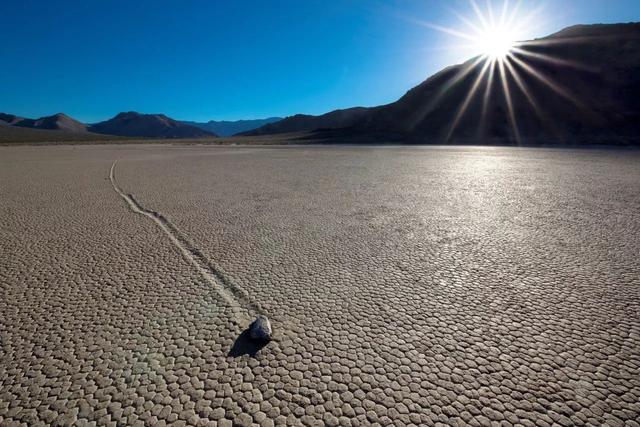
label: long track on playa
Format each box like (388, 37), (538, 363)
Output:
(109, 161), (263, 326)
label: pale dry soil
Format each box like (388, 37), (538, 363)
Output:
(1, 145), (639, 427)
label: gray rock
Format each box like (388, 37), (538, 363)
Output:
(249, 315), (272, 341)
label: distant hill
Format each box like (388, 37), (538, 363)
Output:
(89, 112), (217, 138)
(246, 22), (640, 145)
(1, 111), (218, 139)
(240, 107), (368, 136)
(0, 126), (126, 144)
(1, 113), (88, 133)
(181, 117), (282, 136)
(0, 113), (25, 126)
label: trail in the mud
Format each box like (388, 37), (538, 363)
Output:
(109, 161), (263, 326)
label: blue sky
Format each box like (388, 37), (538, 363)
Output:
(1, 0), (638, 122)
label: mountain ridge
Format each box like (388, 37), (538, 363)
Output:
(239, 108), (369, 136)
(89, 112), (217, 138)
(3, 22), (640, 144)
(1, 112), (88, 133)
(181, 117), (282, 136)
(0, 111), (218, 139)
(245, 22), (640, 145)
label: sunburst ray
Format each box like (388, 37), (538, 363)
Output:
(511, 47), (595, 71)
(470, 0), (491, 30)
(445, 57), (493, 141)
(503, 56), (564, 141)
(503, 56), (539, 114)
(406, 55), (486, 130)
(498, 58), (520, 144)
(478, 59), (498, 137)
(508, 54), (583, 108)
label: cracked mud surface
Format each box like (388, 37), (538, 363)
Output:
(1, 145), (639, 426)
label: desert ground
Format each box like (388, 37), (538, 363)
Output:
(1, 144), (639, 427)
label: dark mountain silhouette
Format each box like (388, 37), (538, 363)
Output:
(240, 108), (368, 136)
(246, 22), (640, 145)
(0, 126), (126, 143)
(0, 113), (25, 126)
(181, 117), (282, 136)
(1, 113), (88, 132)
(89, 112), (216, 138)
(1, 111), (217, 139)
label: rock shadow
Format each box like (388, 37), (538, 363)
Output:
(228, 329), (269, 358)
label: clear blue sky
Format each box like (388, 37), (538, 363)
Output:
(1, 0), (638, 122)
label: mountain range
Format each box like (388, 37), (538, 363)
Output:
(0, 112), (282, 139)
(243, 22), (640, 145)
(0, 112), (217, 139)
(1, 113), (88, 133)
(240, 108), (368, 136)
(180, 117), (282, 136)
(2, 22), (640, 144)
(90, 112), (215, 138)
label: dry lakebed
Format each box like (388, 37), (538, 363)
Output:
(1, 144), (639, 426)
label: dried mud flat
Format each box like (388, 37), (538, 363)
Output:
(1, 144), (639, 427)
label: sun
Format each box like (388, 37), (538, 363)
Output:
(475, 25), (516, 61)
(413, 0), (581, 144)
(423, 0), (534, 63)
